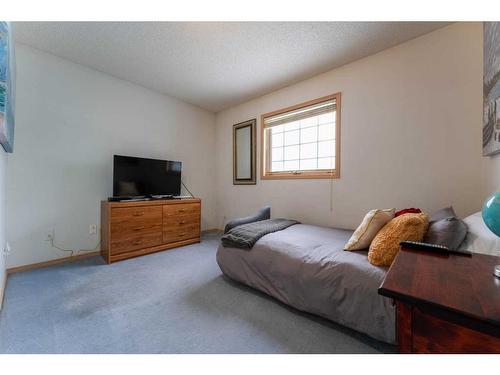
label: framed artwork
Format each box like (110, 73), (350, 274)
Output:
(0, 21), (15, 153)
(483, 22), (500, 156)
(233, 119), (256, 185)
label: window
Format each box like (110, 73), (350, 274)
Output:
(261, 93), (340, 179)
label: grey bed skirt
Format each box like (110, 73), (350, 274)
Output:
(216, 224), (396, 344)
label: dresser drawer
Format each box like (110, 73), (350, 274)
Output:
(163, 213), (200, 227)
(111, 206), (162, 226)
(111, 222), (162, 241)
(163, 224), (200, 244)
(111, 222), (161, 236)
(110, 230), (163, 254)
(163, 203), (200, 218)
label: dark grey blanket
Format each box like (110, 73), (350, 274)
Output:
(221, 218), (300, 249)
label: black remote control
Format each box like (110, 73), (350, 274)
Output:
(400, 240), (471, 256)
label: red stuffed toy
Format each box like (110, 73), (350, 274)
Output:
(395, 208), (422, 217)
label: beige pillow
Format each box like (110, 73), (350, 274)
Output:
(368, 213), (429, 266)
(344, 208), (395, 251)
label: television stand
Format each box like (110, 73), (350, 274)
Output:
(101, 198), (201, 263)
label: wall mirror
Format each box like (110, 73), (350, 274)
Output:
(233, 119), (256, 185)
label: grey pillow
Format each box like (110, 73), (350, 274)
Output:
(429, 206), (457, 222)
(424, 217), (468, 250)
(224, 206), (271, 233)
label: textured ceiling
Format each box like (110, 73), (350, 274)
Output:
(13, 22), (450, 112)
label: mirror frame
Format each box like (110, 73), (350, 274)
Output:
(233, 118), (256, 185)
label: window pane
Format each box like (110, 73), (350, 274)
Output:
(318, 140), (335, 157)
(318, 111), (335, 124)
(271, 161), (283, 172)
(284, 120), (300, 131)
(318, 157), (334, 169)
(284, 130), (299, 146)
(300, 158), (317, 170)
(272, 132), (284, 147)
(272, 147), (283, 161)
(284, 145), (299, 160)
(284, 160), (299, 171)
(300, 126), (317, 143)
(318, 123), (334, 141)
(271, 124), (284, 134)
(264, 97), (339, 177)
(300, 116), (317, 128)
(300, 143), (317, 159)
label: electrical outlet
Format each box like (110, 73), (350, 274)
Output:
(3, 242), (11, 255)
(89, 224), (97, 235)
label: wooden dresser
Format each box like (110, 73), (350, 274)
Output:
(101, 198), (201, 263)
(379, 248), (500, 353)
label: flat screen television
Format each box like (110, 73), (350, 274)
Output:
(113, 155), (182, 197)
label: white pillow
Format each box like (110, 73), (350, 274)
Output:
(344, 208), (395, 251)
(459, 212), (500, 256)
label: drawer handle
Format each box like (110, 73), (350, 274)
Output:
(132, 239), (143, 245)
(178, 233), (187, 237)
(133, 212), (145, 216)
(178, 209), (186, 213)
(134, 226), (145, 231)
(179, 221), (186, 225)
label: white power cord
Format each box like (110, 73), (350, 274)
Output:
(46, 232), (100, 257)
(330, 176), (334, 212)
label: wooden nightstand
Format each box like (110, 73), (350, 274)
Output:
(379, 248), (500, 353)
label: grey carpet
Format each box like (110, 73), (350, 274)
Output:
(0, 233), (396, 353)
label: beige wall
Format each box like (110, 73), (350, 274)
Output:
(215, 23), (485, 230)
(484, 156), (500, 195)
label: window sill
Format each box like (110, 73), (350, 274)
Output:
(261, 171), (339, 180)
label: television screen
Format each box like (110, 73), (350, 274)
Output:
(113, 155), (182, 197)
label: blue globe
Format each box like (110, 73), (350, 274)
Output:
(482, 192), (500, 237)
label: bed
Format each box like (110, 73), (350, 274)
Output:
(216, 223), (396, 344)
